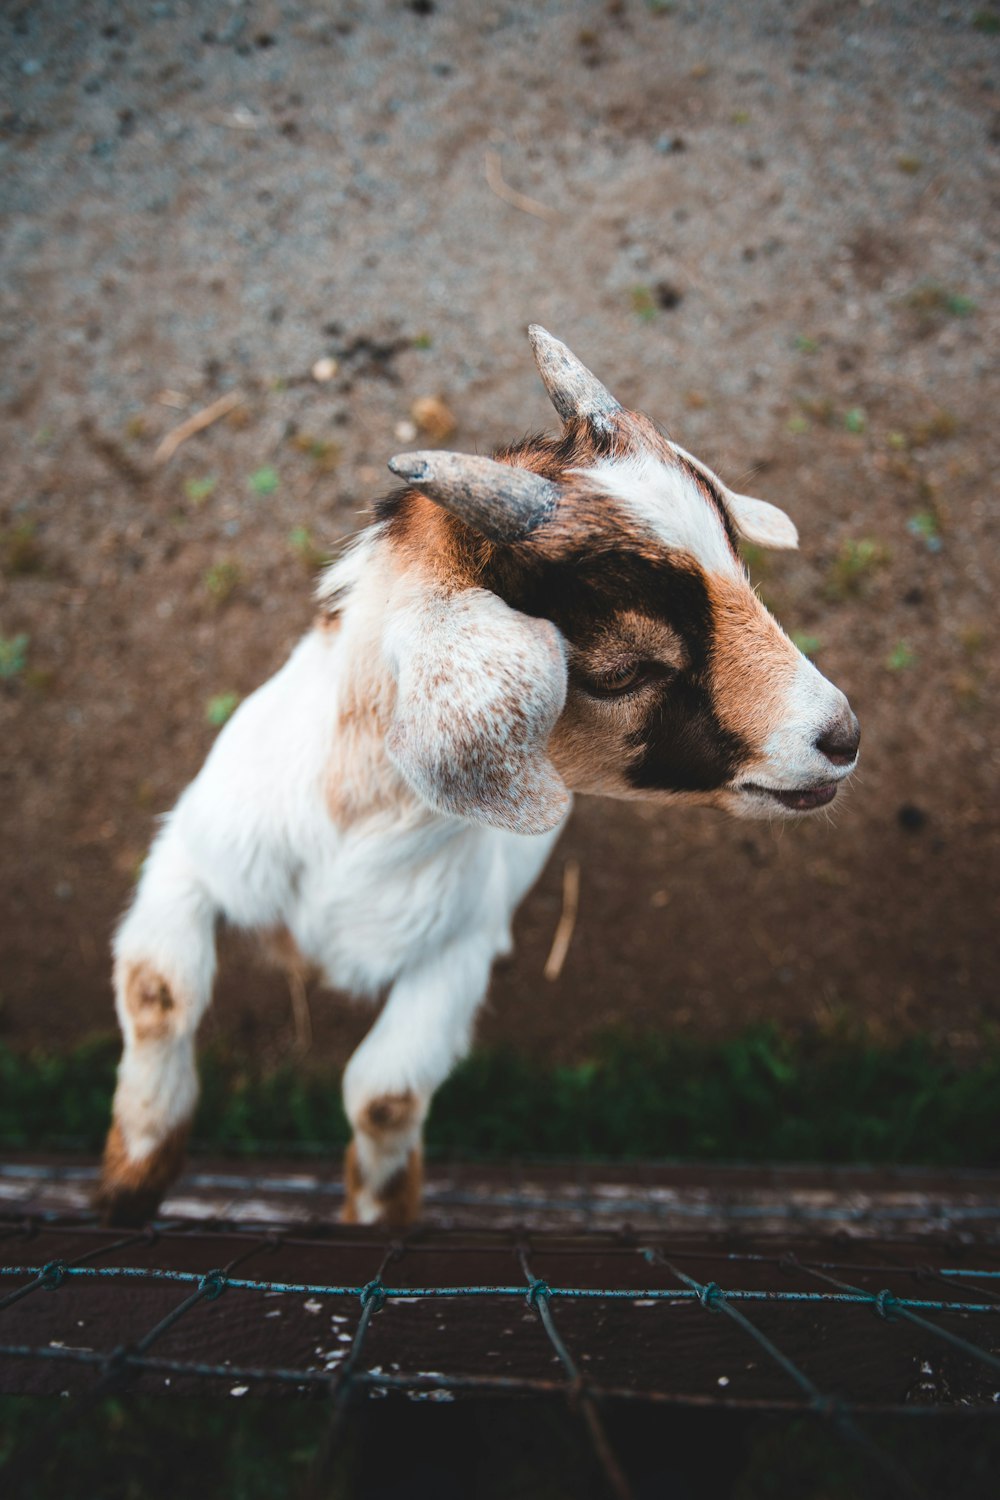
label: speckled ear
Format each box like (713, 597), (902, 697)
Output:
(384, 588), (570, 835)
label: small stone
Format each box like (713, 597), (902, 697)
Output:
(394, 419), (418, 443)
(411, 395), (456, 442)
(311, 356), (338, 382)
(21, 59), (42, 76)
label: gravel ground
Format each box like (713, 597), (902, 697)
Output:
(1, 0), (998, 1071)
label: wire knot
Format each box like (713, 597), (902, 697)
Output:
(198, 1268), (227, 1301)
(699, 1281), (724, 1310)
(874, 1288), (897, 1320)
(360, 1278), (386, 1312)
(40, 1260), (66, 1290)
(526, 1278), (551, 1308)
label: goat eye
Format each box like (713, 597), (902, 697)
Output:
(589, 661), (648, 697)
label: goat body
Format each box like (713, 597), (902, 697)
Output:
(98, 328), (859, 1226)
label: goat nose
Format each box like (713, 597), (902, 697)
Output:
(815, 710), (860, 767)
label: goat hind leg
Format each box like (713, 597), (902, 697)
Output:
(96, 835), (217, 1225)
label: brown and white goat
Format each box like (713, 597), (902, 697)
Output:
(96, 327), (859, 1227)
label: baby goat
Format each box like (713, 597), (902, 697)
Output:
(97, 327), (859, 1227)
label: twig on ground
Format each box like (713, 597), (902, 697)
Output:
(288, 969), (313, 1056)
(544, 858), (580, 982)
(153, 390), (245, 465)
(485, 149), (559, 222)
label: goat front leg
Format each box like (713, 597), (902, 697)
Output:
(341, 942), (493, 1227)
(95, 831), (218, 1226)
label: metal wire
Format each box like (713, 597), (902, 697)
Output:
(649, 1249), (927, 1500)
(2, 1262), (997, 1313)
(518, 1241), (634, 1500)
(2, 1212), (1000, 1500)
(784, 1254), (1000, 1377)
(301, 1240), (403, 1500)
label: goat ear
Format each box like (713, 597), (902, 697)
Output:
(726, 492), (799, 551)
(668, 441), (799, 551)
(384, 588), (570, 835)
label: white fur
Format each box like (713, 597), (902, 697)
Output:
(107, 446), (849, 1217)
(110, 531), (564, 1210)
(577, 452), (741, 577)
(743, 656), (854, 792)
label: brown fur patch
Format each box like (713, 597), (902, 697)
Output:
(382, 413), (686, 584)
(324, 637), (407, 826)
(384, 492), (474, 584)
(94, 1118), (189, 1227)
(707, 574), (799, 749)
(121, 961), (179, 1043)
(358, 1090), (420, 1139)
(547, 696), (639, 797)
(341, 1138), (423, 1228)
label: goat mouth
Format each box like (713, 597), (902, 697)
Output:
(743, 782), (839, 812)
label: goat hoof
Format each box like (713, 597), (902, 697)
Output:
(95, 1120), (188, 1226)
(92, 1179), (162, 1228)
(342, 1140), (423, 1228)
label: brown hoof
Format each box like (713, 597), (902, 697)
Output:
(95, 1120), (189, 1226)
(341, 1139), (423, 1228)
(92, 1179), (163, 1228)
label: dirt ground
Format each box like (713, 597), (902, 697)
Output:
(1, 0), (998, 1075)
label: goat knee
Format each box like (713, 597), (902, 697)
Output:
(119, 959), (184, 1044)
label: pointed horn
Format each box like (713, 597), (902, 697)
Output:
(387, 451), (558, 543)
(528, 324), (621, 428)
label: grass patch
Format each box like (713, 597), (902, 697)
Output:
(203, 560), (241, 605)
(0, 632), (29, 679)
(824, 537), (889, 601)
(1, 520), (46, 576)
(288, 524), (330, 572)
(3, 1396), (1000, 1500)
(1, 1025), (999, 1167)
(205, 691), (240, 727)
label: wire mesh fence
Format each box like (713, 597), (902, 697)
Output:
(1, 1158), (999, 1499)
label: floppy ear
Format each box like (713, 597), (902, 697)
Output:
(725, 492), (799, 551)
(384, 587), (570, 835)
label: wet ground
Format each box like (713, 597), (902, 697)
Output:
(1, 0), (998, 1072)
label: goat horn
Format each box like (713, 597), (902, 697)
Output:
(528, 324), (621, 428)
(387, 451), (559, 543)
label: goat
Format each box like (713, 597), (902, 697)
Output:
(96, 327), (860, 1227)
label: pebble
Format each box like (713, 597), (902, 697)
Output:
(411, 395), (456, 442)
